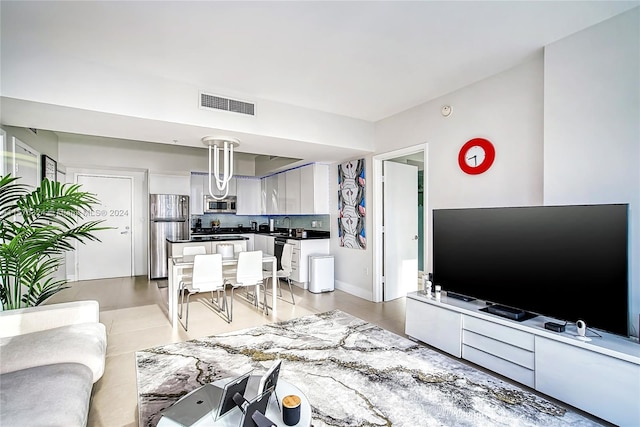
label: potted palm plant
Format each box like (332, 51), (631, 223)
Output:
(0, 174), (108, 310)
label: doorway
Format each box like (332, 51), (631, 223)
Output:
(75, 173), (134, 280)
(373, 143), (427, 303)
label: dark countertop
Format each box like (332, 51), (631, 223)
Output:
(167, 235), (249, 244)
(190, 227), (330, 240)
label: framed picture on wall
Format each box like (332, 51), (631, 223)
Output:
(41, 154), (57, 182)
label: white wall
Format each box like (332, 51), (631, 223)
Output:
(543, 8), (640, 336)
(376, 55), (544, 212)
(331, 56), (544, 300)
(59, 134), (220, 175)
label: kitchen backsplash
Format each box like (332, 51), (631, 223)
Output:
(192, 214), (330, 232)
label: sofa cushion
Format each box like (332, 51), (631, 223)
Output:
(0, 362), (93, 427)
(0, 322), (107, 382)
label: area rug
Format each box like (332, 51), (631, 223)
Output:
(136, 310), (603, 427)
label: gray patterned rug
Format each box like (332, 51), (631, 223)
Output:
(135, 310), (603, 427)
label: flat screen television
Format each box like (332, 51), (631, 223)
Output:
(432, 204), (629, 337)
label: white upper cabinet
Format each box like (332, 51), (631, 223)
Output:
(277, 173), (286, 213)
(285, 168), (301, 214)
(259, 163), (330, 215)
(300, 163), (330, 214)
(236, 177), (262, 215)
(264, 174), (280, 214)
(261, 178), (267, 215)
(203, 174), (237, 198)
(188, 163), (329, 216)
(191, 172), (238, 215)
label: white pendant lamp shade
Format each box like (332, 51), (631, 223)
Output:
(202, 136), (240, 200)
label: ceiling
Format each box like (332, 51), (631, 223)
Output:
(1, 1), (638, 169)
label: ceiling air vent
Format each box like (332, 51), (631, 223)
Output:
(200, 92), (255, 116)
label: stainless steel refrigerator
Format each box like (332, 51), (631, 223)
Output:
(149, 194), (190, 279)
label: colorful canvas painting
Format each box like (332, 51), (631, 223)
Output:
(338, 159), (365, 249)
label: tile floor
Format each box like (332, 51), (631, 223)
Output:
(46, 276), (406, 427)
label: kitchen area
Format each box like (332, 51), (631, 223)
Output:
(149, 163), (333, 293)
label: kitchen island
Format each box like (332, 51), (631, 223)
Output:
(167, 234), (250, 243)
(166, 235), (249, 255)
(191, 227), (330, 240)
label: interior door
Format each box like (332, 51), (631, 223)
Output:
(383, 161), (418, 301)
(76, 174), (133, 280)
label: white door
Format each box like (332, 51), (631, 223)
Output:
(383, 161), (418, 301)
(76, 174), (133, 280)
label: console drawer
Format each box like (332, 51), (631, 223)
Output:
(463, 315), (534, 351)
(463, 330), (534, 369)
(463, 344), (535, 388)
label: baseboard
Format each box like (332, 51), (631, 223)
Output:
(291, 280), (308, 290)
(335, 280), (372, 301)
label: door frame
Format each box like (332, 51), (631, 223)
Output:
(372, 143), (428, 303)
(0, 129), (6, 176)
(74, 172), (135, 280)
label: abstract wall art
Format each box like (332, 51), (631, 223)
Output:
(338, 159), (365, 249)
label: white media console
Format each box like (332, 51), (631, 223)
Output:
(405, 291), (640, 426)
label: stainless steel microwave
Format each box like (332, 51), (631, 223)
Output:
(204, 195), (237, 213)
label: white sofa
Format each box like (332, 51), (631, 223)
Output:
(0, 300), (107, 426)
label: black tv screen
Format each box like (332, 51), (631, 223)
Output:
(432, 204), (629, 337)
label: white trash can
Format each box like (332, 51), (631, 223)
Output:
(308, 254), (334, 293)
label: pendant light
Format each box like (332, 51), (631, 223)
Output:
(201, 136), (240, 200)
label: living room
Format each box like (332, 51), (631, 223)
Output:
(1, 2), (638, 426)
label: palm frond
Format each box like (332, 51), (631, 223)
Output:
(0, 174), (110, 310)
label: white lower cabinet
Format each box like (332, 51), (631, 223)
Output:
(240, 234), (254, 251)
(254, 234), (274, 256)
(405, 293), (640, 426)
(405, 298), (461, 357)
(535, 337), (640, 427)
(287, 238), (330, 289)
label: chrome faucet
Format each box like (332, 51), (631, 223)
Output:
(284, 216), (291, 235)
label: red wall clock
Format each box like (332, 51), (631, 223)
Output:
(458, 138), (495, 175)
